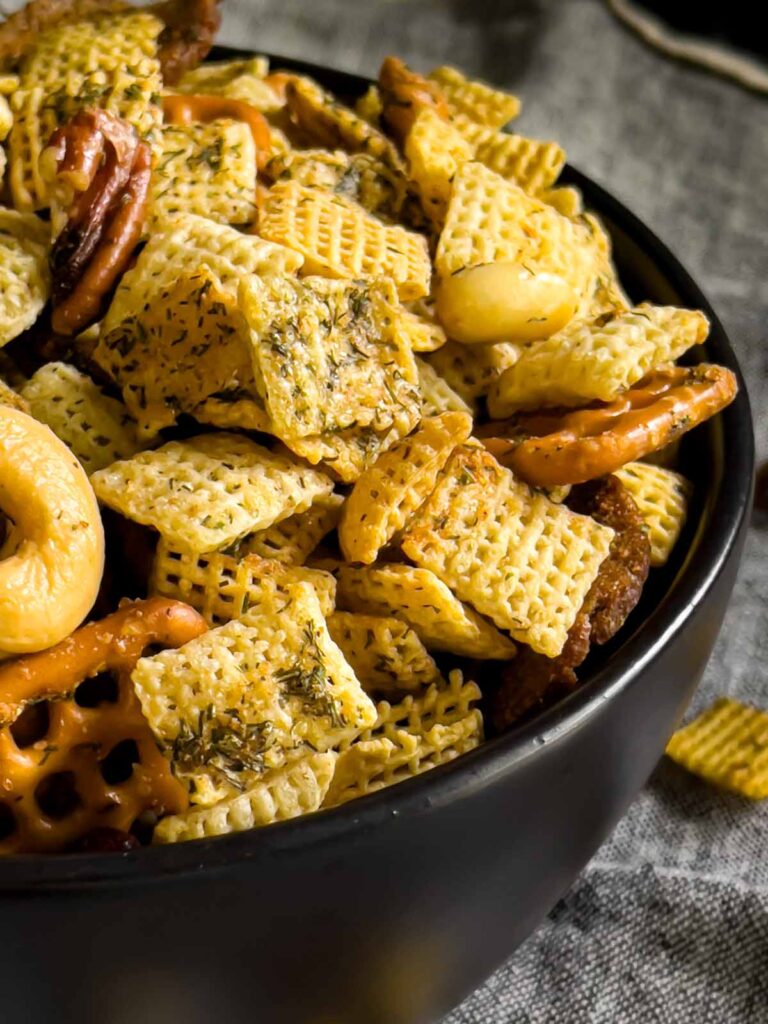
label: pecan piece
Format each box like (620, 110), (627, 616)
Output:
(152, 0), (221, 86)
(42, 108), (151, 336)
(491, 475), (651, 731)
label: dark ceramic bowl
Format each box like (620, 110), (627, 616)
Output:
(0, 53), (754, 1024)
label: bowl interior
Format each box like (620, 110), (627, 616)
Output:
(0, 51), (754, 885)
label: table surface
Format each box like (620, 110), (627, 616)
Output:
(4, 0), (767, 1020)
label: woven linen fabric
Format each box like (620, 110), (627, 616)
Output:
(4, 0), (765, 1019)
(216, 3), (768, 1020)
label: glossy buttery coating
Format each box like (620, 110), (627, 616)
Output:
(0, 406), (105, 655)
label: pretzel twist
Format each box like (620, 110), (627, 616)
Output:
(0, 598), (207, 854)
(481, 365), (738, 487)
(43, 108), (152, 336)
(163, 93), (272, 171)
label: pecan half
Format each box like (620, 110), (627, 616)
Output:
(43, 108), (151, 336)
(491, 475), (651, 732)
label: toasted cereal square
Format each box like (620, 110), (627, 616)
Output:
(290, 422), (412, 485)
(398, 303), (448, 354)
(132, 580), (376, 804)
(435, 163), (594, 306)
(428, 66), (520, 128)
(450, 115), (565, 194)
(258, 180), (430, 300)
(191, 388), (273, 435)
(285, 74), (402, 170)
(333, 562), (516, 660)
(0, 377), (28, 412)
(0, 210), (50, 347)
(21, 362), (143, 473)
(149, 120), (257, 227)
(401, 446), (615, 657)
(328, 612), (442, 696)
(666, 698), (768, 799)
(153, 751), (337, 842)
(425, 340), (520, 407)
(488, 305), (709, 416)
(405, 107), (473, 228)
(614, 462), (691, 567)
(242, 275), (421, 474)
(91, 433), (333, 553)
(415, 357), (473, 417)
(540, 185), (584, 218)
(323, 670), (482, 806)
(8, 11), (163, 211)
(339, 412), (473, 564)
(576, 213), (631, 320)
(240, 494), (344, 564)
(102, 212), (302, 333)
(150, 542), (337, 624)
(95, 265), (257, 435)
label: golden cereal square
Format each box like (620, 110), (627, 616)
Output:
(240, 494), (344, 565)
(666, 698), (768, 800)
(132, 580), (375, 805)
(428, 66), (521, 127)
(153, 752), (337, 843)
(398, 303), (448, 354)
(401, 446), (614, 657)
(540, 185), (584, 218)
(451, 115), (565, 194)
(95, 264), (257, 436)
(425, 340), (521, 406)
(405, 107), (473, 228)
(416, 357), (474, 416)
(8, 12), (163, 211)
(151, 542), (337, 624)
(614, 462), (692, 567)
(324, 670), (483, 806)
(91, 433), (333, 553)
(258, 180), (430, 299)
(242, 274), (421, 470)
(488, 305), (710, 416)
(149, 120), (257, 227)
(339, 412), (473, 564)
(20, 362), (143, 474)
(103, 211), (302, 331)
(285, 74), (402, 170)
(435, 163), (593, 306)
(327, 612), (442, 696)
(333, 562), (516, 660)
(0, 209), (50, 347)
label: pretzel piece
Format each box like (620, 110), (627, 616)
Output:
(483, 364), (738, 488)
(0, 598), (206, 854)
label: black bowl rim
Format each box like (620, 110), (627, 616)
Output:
(0, 51), (754, 890)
